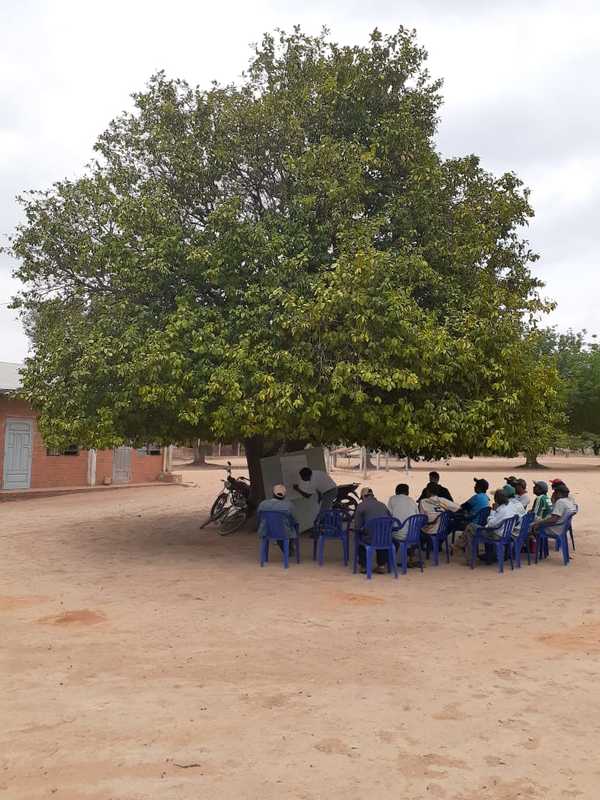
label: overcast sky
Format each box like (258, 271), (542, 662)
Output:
(1, 0), (599, 361)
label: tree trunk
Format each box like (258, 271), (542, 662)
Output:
(192, 439), (208, 465)
(523, 452), (544, 469)
(244, 436), (267, 509)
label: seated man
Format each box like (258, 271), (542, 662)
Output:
(550, 478), (578, 507)
(515, 479), (530, 510)
(462, 488), (517, 563)
(257, 484), (299, 556)
(502, 484), (526, 526)
(293, 466), (337, 514)
(532, 480), (552, 519)
(419, 482), (461, 536)
(451, 478), (490, 530)
(418, 471), (453, 503)
(388, 483), (418, 525)
(532, 483), (577, 540)
(354, 487), (391, 574)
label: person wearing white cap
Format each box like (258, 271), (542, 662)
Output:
(257, 484), (299, 555)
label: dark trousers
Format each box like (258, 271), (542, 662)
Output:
(277, 539), (295, 556)
(358, 543), (387, 568)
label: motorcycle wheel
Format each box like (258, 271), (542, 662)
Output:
(217, 507), (248, 535)
(210, 492), (229, 520)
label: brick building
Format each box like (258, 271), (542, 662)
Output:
(0, 362), (164, 491)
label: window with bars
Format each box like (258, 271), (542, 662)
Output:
(46, 444), (80, 456)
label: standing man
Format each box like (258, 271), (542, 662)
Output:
(417, 471), (453, 503)
(293, 466), (338, 513)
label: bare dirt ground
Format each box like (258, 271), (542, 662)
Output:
(2, 456), (600, 799)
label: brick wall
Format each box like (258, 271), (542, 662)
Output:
(0, 396), (88, 488)
(0, 396), (163, 489)
(130, 450), (163, 483)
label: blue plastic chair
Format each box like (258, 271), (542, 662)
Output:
(451, 504), (490, 543)
(258, 511), (300, 568)
(470, 515), (519, 573)
(567, 504), (578, 551)
(512, 511), (535, 568)
(395, 514), (428, 574)
(424, 511), (453, 566)
(313, 509), (350, 566)
(536, 511), (577, 566)
(353, 516), (399, 579)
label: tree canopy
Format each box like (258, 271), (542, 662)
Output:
(8, 27), (563, 493)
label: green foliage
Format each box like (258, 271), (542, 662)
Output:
(8, 27), (560, 463)
(539, 329), (600, 449)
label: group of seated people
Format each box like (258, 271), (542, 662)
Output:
(355, 471), (577, 571)
(256, 467), (578, 571)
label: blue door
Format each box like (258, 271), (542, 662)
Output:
(3, 419), (33, 489)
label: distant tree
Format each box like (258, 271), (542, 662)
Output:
(9, 27), (559, 502)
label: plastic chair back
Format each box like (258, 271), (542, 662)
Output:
(363, 516), (396, 547)
(398, 514), (428, 546)
(315, 509), (350, 537)
(258, 510), (297, 538)
(474, 506), (491, 526)
(436, 511), (453, 538)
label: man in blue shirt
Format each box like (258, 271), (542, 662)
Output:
(257, 484), (299, 556)
(462, 478), (490, 521)
(451, 478), (490, 534)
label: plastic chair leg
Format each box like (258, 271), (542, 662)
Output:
(496, 543), (504, 573)
(343, 536), (349, 566)
(432, 538), (440, 566)
(470, 539), (478, 569)
(283, 539), (289, 569)
(318, 537), (325, 566)
(366, 547), (373, 580)
(387, 547), (398, 578)
(569, 528), (576, 551)
(400, 545), (408, 575)
(296, 538), (301, 564)
(312, 537), (318, 561)
(561, 535), (570, 565)
(444, 537), (450, 563)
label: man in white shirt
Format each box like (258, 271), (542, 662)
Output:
(388, 484), (418, 525)
(532, 483), (577, 539)
(293, 467), (337, 513)
(515, 479), (530, 509)
(462, 489), (520, 564)
(503, 484), (526, 527)
(418, 482), (461, 535)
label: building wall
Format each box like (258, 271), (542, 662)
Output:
(0, 395), (163, 489)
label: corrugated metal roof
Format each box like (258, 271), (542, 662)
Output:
(0, 362), (22, 391)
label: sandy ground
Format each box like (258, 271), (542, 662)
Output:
(2, 455), (600, 800)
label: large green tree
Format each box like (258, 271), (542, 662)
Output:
(9, 27), (560, 501)
(539, 329), (600, 454)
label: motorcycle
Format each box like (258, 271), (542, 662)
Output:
(332, 482), (361, 516)
(201, 461), (251, 535)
